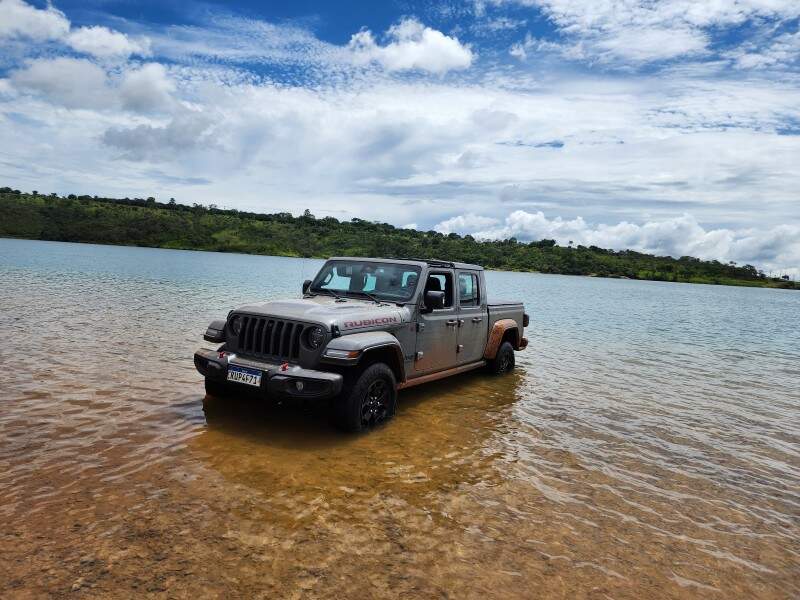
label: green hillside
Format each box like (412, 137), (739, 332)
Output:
(1, 188), (795, 289)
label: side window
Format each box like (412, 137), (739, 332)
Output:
(424, 272), (454, 308)
(458, 272), (479, 307)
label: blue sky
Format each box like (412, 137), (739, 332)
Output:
(1, 0), (799, 274)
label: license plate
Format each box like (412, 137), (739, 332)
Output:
(227, 364), (262, 387)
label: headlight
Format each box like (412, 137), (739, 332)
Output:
(307, 326), (325, 349)
(229, 315), (242, 335)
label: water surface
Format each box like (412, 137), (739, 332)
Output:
(0, 239), (798, 598)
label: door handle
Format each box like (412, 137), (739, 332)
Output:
(472, 317), (483, 323)
(446, 320), (457, 327)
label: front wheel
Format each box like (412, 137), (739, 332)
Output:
(333, 363), (397, 432)
(488, 341), (515, 375)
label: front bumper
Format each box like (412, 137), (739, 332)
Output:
(194, 348), (343, 400)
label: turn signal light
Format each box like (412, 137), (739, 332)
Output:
(323, 349), (361, 359)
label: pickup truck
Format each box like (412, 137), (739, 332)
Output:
(194, 257), (528, 432)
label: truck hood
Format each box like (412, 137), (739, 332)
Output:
(234, 297), (412, 331)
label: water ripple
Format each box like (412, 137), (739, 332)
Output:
(0, 239), (798, 598)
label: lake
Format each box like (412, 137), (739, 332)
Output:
(0, 238), (798, 598)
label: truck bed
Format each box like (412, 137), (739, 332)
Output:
(487, 301), (525, 334)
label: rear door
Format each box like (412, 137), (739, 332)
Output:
(456, 270), (486, 364)
(415, 269), (458, 373)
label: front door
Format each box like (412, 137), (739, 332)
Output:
(456, 270), (486, 364)
(415, 270), (458, 373)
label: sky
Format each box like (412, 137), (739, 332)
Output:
(0, 0), (799, 275)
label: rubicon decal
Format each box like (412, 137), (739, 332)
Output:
(343, 316), (399, 328)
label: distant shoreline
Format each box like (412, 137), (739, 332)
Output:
(1, 189), (796, 291)
(4, 236), (795, 294)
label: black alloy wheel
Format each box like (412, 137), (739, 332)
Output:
(333, 362), (397, 432)
(361, 379), (391, 428)
(489, 341), (516, 375)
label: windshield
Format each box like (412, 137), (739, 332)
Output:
(310, 260), (421, 302)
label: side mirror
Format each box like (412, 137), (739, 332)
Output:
(423, 290), (445, 312)
(302, 279), (312, 295)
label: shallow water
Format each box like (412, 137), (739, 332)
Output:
(0, 238), (798, 599)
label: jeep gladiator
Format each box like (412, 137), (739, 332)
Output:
(194, 257), (528, 432)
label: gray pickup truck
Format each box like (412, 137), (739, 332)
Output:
(194, 257), (528, 432)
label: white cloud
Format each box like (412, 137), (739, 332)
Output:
(142, 14), (335, 70)
(66, 26), (150, 59)
(593, 26), (708, 63)
(509, 33), (589, 62)
(103, 111), (215, 160)
(8, 57), (178, 113)
(474, 16), (527, 36)
(439, 210), (800, 276)
(502, 0), (800, 65)
(119, 63), (175, 112)
(435, 213), (500, 234)
(10, 57), (112, 109)
(509, 42), (527, 60)
(727, 28), (800, 70)
(348, 18), (473, 74)
(0, 0), (69, 41)
(0, 1), (150, 62)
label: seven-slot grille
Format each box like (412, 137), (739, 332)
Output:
(232, 316), (306, 361)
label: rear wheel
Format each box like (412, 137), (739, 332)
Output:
(488, 341), (515, 374)
(204, 378), (230, 397)
(333, 363), (397, 432)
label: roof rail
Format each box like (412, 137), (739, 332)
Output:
(424, 259), (456, 268)
(384, 257), (455, 268)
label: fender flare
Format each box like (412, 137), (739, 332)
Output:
(483, 319), (519, 359)
(323, 331), (405, 381)
(203, 319), (227, 343)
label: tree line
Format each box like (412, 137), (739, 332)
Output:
(0, 187), (795, 289)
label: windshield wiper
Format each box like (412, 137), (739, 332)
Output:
(349, 290), (383, 304)
(310, 289), (345, 301)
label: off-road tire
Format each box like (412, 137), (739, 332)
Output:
(332, 363), (397, 432)
(205, 378), (230, 397)
(488, 341), (515, 375)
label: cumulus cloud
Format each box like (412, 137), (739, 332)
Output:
(0, 0), (149, 60)
(102, 111), (215, 160)
(66, 26), (150, 59)
(8, 58), (177, 113)
(119, 63), (175, 112)
(10, 57), (112, 109)
(437, 210), (800, 276)
(435, 213), (500, 234)
(0, 0), (69, 41)
(348, 18), (473, 74)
